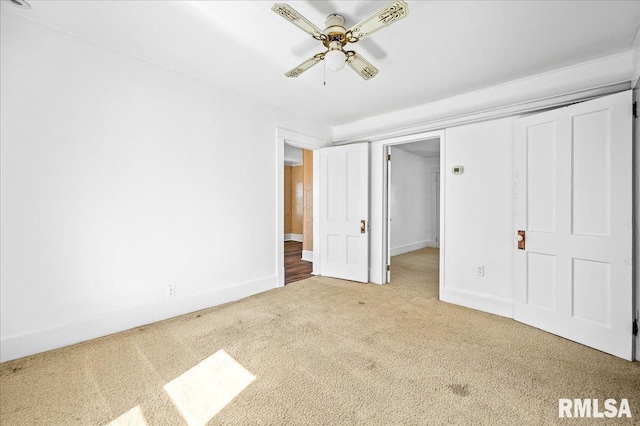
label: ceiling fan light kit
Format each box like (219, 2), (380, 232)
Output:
(272, 1), (409, 80)
(325, 41), (347, 72)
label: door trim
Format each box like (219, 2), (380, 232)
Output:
(431, 170), (441, 248)
(372, 129), (445, 285)
(633, 82), (640, 361)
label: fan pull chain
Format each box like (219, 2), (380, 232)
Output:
(323, 59), (326, 86)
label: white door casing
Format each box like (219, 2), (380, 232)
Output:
(276, 128), (326, 287)
(386, 146), (392, 283)
(514, 91), (633, 360)
(432, 171), (440, 248)
(320, 143), (369, 283)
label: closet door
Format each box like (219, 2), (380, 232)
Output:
(513, 91), (632, 360)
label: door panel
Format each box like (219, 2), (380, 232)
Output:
(572, 110), (610, 236)
(514, 91), (632, 360)
(572, 258), (610, 326)
(526, 122), (556, 232)
(526, 252), (556, 312)
(320, 143), (369, 283)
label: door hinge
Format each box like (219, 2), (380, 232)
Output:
(634, 101), (638, 119)
(387, 154), (391, 161)
(633, 319), (638, 337)
(386, 264), (391, 271)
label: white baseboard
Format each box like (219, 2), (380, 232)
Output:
(301, 250), (313, 262)
(0, 275), (277, 362)
(277, 266), (285, 288)
(284, 233), (303, 242)
(390, 240), (430, 257)
(440, 287), (513, 319)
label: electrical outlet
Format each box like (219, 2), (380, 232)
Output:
(167, 284), (176, 298)
(476, 265), (484, 276)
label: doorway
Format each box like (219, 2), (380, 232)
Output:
(384, 137), (441, 294)
(276, 128), (325, 287)
(283, 143), (313, 284)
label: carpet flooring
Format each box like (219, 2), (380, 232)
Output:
(1, 248), (639, 425)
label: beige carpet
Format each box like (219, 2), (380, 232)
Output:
(1, 248), (639, 425)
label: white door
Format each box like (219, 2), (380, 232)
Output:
(320, 143), (369, 283)
(514, 91), (632, 360)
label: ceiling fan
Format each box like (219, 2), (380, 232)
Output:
(272, 1), (409, 80)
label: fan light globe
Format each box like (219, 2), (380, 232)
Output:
(325, 49), (346, 72)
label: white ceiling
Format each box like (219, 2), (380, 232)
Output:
(2, 0), (638, 126)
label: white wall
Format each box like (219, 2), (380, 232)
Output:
(440, 118), (515, 318)
(389, 148), (438, 255)
(0, 13), (330, 361)
(283, 143), (303, 166)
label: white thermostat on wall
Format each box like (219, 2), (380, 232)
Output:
(452, 166), (464, 175)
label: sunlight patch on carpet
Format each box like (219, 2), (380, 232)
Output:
(105, 405), (148, 426)
(164, 349), (256, 426)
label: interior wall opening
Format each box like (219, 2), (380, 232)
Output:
(384, 137), (441, 296)
(283, 142), (314, 285)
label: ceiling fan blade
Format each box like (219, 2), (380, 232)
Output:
(347, 0), (409, 41)
(346, 52), (379, 80)
(285, 53), (324, 78)
(272, 3), (324, 39)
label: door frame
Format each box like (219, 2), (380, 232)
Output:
(371, 129), (445, 285)
(431, 170), (441, 248)
(276, 128), (327, 287)
(632, 81), (639, 361)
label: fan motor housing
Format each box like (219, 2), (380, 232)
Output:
(324, 14), (346, 43)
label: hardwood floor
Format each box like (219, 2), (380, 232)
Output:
(284, 241), (313, 285)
